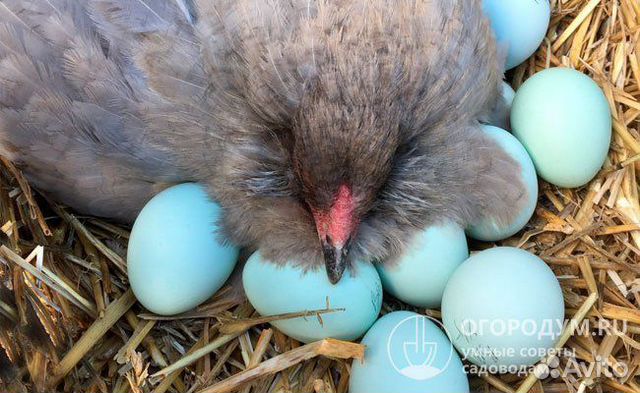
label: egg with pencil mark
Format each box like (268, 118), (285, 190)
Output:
(442, 247), (564, 367)
(127, 183), (239, 315)
(243, 252), (382, 343)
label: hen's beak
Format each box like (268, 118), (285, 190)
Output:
(321, 235), (349, 285)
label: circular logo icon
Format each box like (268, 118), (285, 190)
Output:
(386, 315), (455, 381)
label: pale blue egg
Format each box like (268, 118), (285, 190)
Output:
(442, 247), (564, 367)
(243, 252), (382, 343)
(511, 68), (612, 188)
(128, 183), (239, 315)
(483, 0), (550, 70)
(376, 222), (468, 308)
(467, 125), (538, 241)
(350, 311), (469, 393)
(501, 81), (516, 109)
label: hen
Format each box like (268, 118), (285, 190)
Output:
(0, 0), (526, 283)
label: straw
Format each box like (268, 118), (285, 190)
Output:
(0, 0), (639, 392)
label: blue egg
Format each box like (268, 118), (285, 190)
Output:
(243, 252), (382, 343)
(128, 183), (239, 315)
(483, 0), (550, 70)
(501, 81), (516, 109)
(377, 222), (468, 308)
(442, 247), (564, 367)
(467, 125), (538, 241)
(511, 67), (612, 188)
(350, 311), (469, 393)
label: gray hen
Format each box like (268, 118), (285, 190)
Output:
(0, 0), (526, 283)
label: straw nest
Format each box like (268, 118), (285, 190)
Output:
(1, 0), (639, 392)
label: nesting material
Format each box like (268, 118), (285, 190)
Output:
(0, 0), (639, 392)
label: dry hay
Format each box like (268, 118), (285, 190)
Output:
(1, 0), (640, 392)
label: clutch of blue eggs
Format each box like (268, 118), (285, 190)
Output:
(125, 2), (614, 391)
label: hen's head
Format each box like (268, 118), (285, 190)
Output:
(290, 87), (402, 282)
(215, 83), (406, 284)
